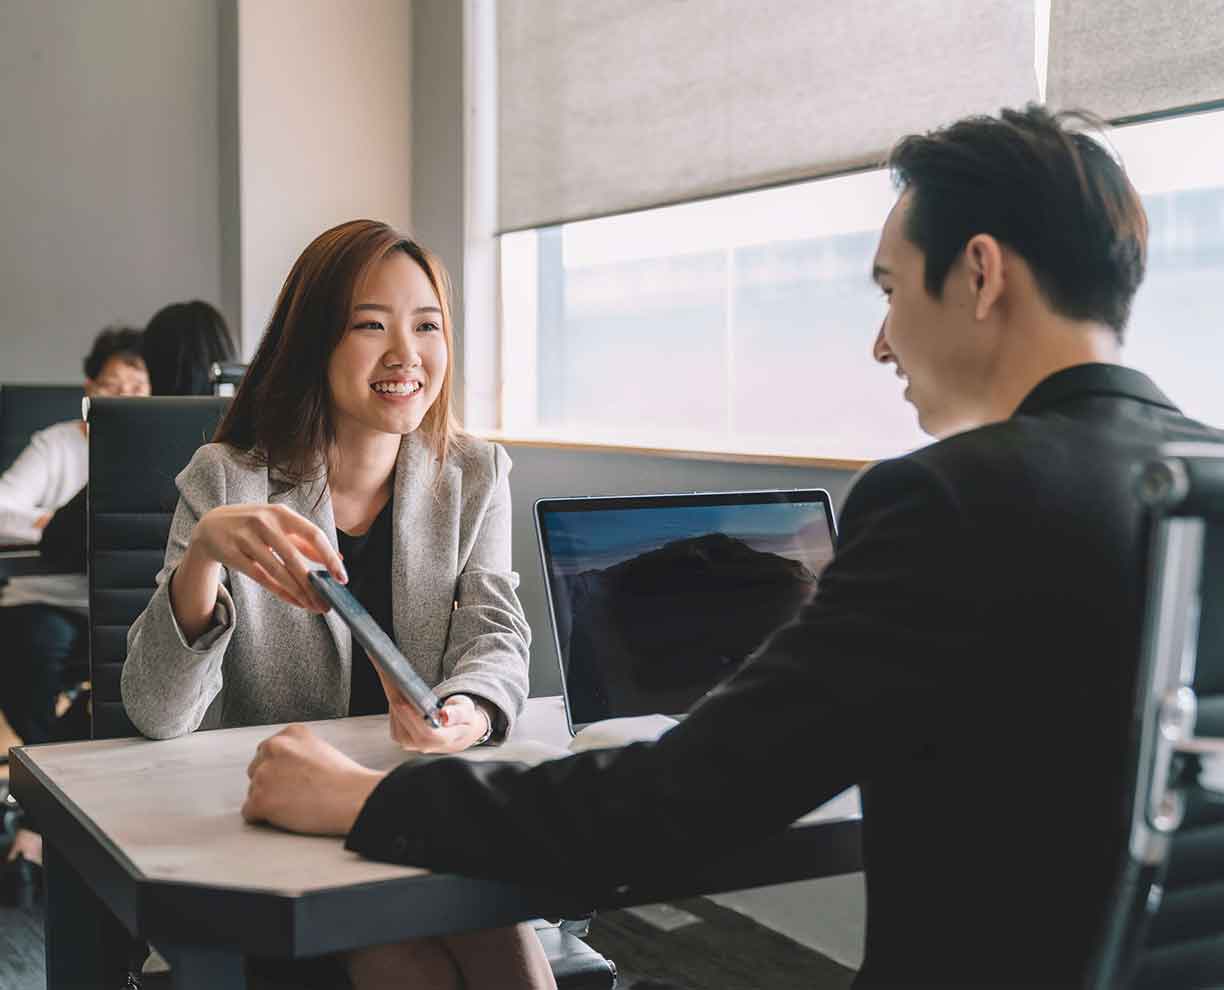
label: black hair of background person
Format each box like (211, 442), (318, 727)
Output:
(82, 325), (144, 379)
(142, 300), (237, 396)
(889, 104), (1147, 338)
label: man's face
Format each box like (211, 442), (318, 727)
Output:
(870, 191), (987, 437)
(85, 355), (150, 398)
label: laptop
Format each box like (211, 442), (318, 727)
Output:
(535, 490), (837, 734)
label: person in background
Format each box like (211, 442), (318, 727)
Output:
(0, 325), (148, 748)
(243, 106), (1224, 987)
(39, 300), (239, 571)
(122, 221), (550, 989)
(141, 299), (237, 396)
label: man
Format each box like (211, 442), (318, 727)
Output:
(242, 106), (1222, 985)
(0, 325), (149, 745)
(1, 326), (148, 876)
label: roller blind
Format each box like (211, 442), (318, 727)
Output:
(1047, 0), (1224, 121)
(498, 0), (1038, 233)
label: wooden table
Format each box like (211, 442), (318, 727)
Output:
(10, 697), (862, 988)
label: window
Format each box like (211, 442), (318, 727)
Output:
(498, 108), (1224, 460)
(1109, 110), (1224, 430)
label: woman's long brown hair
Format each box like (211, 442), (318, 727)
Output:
(214, 220), (462, 488)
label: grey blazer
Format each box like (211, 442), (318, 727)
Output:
(121, 433), (530, 740)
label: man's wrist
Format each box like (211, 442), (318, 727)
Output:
(342, 768), (388, 835)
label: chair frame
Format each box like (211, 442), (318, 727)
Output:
(1089, 443), (1224, 988)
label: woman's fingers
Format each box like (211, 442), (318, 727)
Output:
(244, 559), (311, 610)
(285, 522), (348, 583)
(388, 696), (473, 753)
(252, 513), (330, 611)
(236, 535), (317, 611)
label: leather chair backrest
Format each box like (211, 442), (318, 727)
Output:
(0, 383), (84, 475)
(1130, 519), (1224, 988)
(1093, 448), (1224, 988)
(87, 396), (229, 739)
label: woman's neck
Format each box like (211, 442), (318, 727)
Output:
(328, 419), (400, 533)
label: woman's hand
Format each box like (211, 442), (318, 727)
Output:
(378, 670), (494, 753)
(243, 723), (385, 835)
(190, 503), (347, 612)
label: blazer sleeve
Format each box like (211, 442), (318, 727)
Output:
(346, 456), (981, 896)
(435, 443), (531, 739)
(121, 445), (239, 739)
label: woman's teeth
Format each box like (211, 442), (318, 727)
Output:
(372, 381), (421, 395)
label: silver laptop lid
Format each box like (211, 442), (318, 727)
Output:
(535, 489), (837, 734)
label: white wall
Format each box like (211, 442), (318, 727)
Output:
(237, 0), (413, 354)
(0, 0), (224, 382)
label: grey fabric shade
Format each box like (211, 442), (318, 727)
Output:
(497, 0), (1039, 233)
(1047, 0), (1224, 120)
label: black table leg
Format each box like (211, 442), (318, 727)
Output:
(162, 944), (247, 989)
(44, 842), (132, 989)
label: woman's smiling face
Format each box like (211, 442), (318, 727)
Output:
(327, 249), (448, 439)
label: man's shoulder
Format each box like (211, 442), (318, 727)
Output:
(32, 419), (86, 448)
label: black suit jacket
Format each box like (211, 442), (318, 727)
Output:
(347, 364), (1222, 986)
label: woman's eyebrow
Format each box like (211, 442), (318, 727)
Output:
(352, 303), (443, 316)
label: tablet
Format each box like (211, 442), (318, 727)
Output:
(308, 569), (443, 728)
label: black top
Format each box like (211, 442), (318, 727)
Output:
(337, 497), (394, 717)
(347, 364), (1224, 987)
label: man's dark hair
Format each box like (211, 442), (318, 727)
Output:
(888, 104), (1148, 338)
(143, 300), (237, 396)
(83, 325), (145, 380)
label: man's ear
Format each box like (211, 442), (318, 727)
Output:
(965, 234), (1005, 320)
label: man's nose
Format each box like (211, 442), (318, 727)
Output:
(872, 320), (892, 364)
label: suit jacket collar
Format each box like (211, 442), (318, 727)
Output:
(1014, 362), (1178, 418)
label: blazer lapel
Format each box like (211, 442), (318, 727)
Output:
(390, 434), (455, 660)
(278, 474), (350, 667)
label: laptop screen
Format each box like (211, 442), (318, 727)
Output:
(536, 490), (836, 729)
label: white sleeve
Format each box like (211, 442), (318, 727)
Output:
(0, 433), (57, 544)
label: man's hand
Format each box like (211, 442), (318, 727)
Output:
(242, 724), (386, 836)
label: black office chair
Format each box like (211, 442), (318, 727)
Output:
(87, 396), (231, 740)
(87, 396), (617, 988)
(208, 362), (248, 397)
(1089, 444), (1224, 989)
(0, 382), (84, 476)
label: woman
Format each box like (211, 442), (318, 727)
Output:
(122, 220), (550, 989)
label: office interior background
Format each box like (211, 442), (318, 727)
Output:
(2, 0), (1223, 979)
